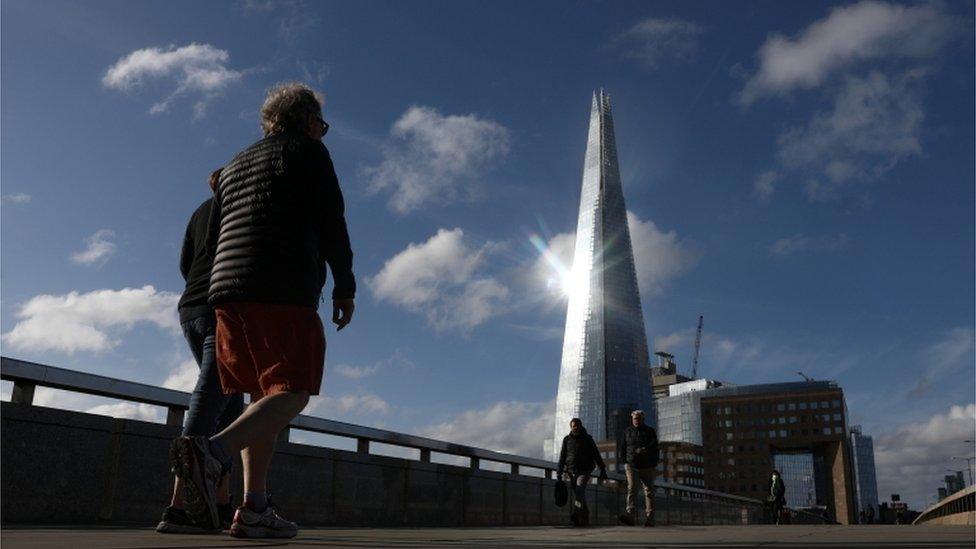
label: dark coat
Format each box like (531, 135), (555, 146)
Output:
(178, 197), (215, 324)
(618, 424), (659, 469)
(558, 428), (606, 475)
(768, 474), (786, 505)
(207, 131), (355, 308)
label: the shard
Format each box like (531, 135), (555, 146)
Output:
(550, 90), (652, 456)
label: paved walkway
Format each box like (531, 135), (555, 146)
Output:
(2, 525), (974, 548)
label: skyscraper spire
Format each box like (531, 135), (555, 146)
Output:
(550, 90), (651, 454)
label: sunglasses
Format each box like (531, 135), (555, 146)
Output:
(316, 115), (330, 135)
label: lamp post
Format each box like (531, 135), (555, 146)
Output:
(952, 456), (974, 486)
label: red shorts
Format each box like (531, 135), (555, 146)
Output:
(215, 301), (326, 397)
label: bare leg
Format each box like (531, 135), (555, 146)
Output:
(242, 434), (277, 495)
(211, 391), (309, 454)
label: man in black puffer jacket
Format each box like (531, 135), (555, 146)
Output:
(557, 418), (608, 526)
(172, 83), (354, 539)
(618, 410), (659, 527)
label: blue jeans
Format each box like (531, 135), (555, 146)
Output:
(181, 314), (244, 438)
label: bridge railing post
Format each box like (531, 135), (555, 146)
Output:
(420, 448), (431, 463)
(470, 457), (479, 470)
(357, 438), (370, 454)
(11, 381), (35, 405)
(165, 406), (185, 428)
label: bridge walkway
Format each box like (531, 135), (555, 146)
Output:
(2, 525), (975, 548)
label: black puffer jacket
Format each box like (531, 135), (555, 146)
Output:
(619, 424), (659, 469)
(208, 132), (355, 308)
(558, 427), (606, 475)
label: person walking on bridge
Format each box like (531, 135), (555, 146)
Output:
(172, 82), (356, 539)
(766, 469), (787, 524)
(618, 409), (659, 527)
(557, 418), (608, 526)
(157, 169), (245, 534)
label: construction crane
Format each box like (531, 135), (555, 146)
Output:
(797, 371), (813, 382)
(690, 315), (703, 379)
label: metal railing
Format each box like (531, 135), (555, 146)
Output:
(1, 355), (763, 517)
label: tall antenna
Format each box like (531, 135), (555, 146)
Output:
(690, 315), (704, 379)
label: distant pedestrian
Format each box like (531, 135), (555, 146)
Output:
(866, 504), (875, 524)
(171, 82), (356, 539)
(157, 169), (245, 534)
(557, 418), (608, 526)
(617, 410), (659, 527)
(766, 469), (786, 524)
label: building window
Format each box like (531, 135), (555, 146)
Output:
(820, 401), (828, 408)
(788, 403), (796, 411)
(779, 417), (786, 424)
(823, 414), (831, 422)
(833, 413), (842, 421)
(726, 432), (733, 440)
(789, 416), (797, 424)
(769, 430), (776, 438)
(810, 402), (818, 409)
(832, 400), (840, 408)
(779, 430), (787, 438)
(725, 420), (733, 427)
(777, 403), (785, 411)
(799, 402), (808, 410)
(823, 427), (831, 435)
(728, 458), (735, 466)
(834, 426), (844, 434)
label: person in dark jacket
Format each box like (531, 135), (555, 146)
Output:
(617, 410), (659, 527)
(157, 170), (247, 534)
(172, 82), (355, 539)
(767, 469), (786, 524)
(557, 418), (608, 526)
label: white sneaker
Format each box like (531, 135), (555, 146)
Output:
(229, 505), (298, 539)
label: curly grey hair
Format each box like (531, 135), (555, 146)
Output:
(260, 82), (324, 136)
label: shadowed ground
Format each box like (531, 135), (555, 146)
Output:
(2, 525), (974, 548)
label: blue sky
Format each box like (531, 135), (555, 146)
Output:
(1, 0), (973, 509)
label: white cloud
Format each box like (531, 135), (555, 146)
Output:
(769, 233), (850, 256)
(753, 171), (778, 202)
(874, 403), (976, 509)
(102, 43), (244, 118)
(1, 193), (31, 204)
(417, 400), (555, 458)
(162, 359), (199, 392)
(70, 229), (117, 265)
(307, 392), (392, 417)
(87, 402), (165, 423)
(2, 285), (180, 354)
(777, 71), (924, 191)
(612, 17), (703, 69)
(627, 211), (702, 298)
(369, 228), (509, 331)
(909, 327), (976, 398)
(330, 350), (413, 380)
(364, 106), (510, 213)
(332, 364), (379, 380)
(32, 387), (165, 423)
(739, 1), (958, 104)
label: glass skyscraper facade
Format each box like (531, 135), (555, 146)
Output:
(849, 425), (879, 517)
(550, 90), (653, 457)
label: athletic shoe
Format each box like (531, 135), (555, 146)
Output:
(229, 505), (298, 539)
(170, 436), (222, 530)
(644, 513), (656, 527)
(619, 513), (635, 526)
(155, 506), (219, 534)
